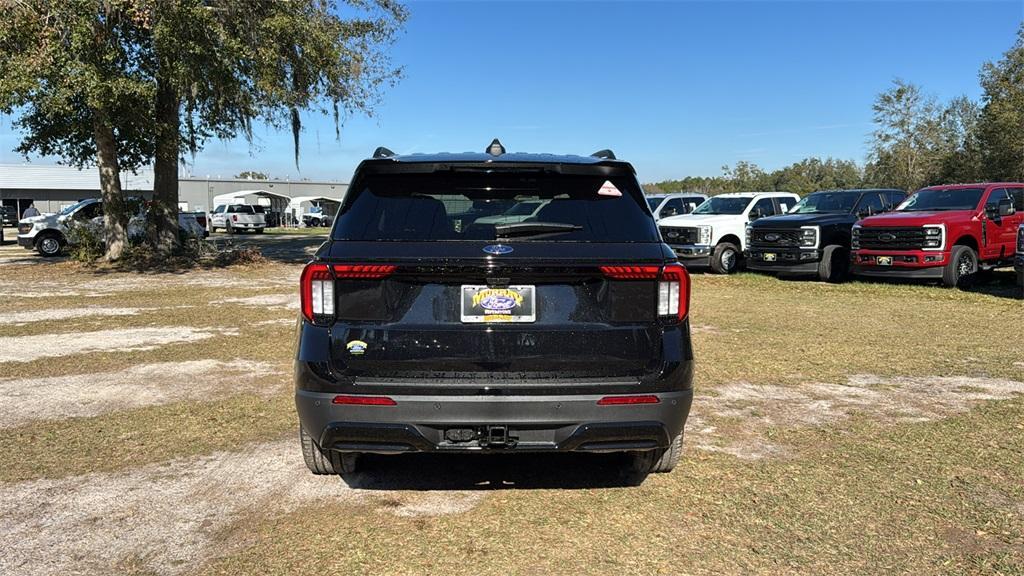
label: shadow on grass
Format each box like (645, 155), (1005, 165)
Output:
(342, 451), (649, 491)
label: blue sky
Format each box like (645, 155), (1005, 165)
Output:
(1, 0), (1022, 183)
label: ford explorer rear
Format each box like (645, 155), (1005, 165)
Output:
(294, 142), (694, 478)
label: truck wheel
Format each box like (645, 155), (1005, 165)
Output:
(1017, 268), (1024, 299)
(817, 245), (849, 283)
(942, 245), (977, 288)
(629, 433), (683, 475)
(254, 228), (264, 234)
(226, 222), (234, 235)
(299, 426), (359, 475)
(710, 242), (740, 274)
(35, 233), (64, 257)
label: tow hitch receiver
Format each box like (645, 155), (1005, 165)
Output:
(480, 425), (517, 448)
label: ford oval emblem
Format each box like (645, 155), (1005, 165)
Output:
(878, 233), (896, 242)
(482, 244), (513, 255)
(764, 233), (780, 242)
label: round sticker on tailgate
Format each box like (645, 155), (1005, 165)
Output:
(346, 340), (367, 355)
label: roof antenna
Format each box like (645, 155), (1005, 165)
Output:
(591, 149), (616, 160)
(373, 146), (395, 159)
(486, 138), (506, 156)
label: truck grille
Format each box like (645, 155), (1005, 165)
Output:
(660, 226), (698, 244)
(857, 227), (926, 250)
(750, 228), (802, 248)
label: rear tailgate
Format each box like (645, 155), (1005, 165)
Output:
(324, 241), (671, 388)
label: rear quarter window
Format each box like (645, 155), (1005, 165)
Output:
(332, 171), (660, 242)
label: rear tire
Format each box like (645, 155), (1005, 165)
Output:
(817, 244), (849, 283)
(710, 242), (740, 274)
(226, 222), (234, 235)
(942, 245), (977, 289)
(629, 433), (683, 475)
(299, 426), (359, 475)
(255, 228), (264, 234)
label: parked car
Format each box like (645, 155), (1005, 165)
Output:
(1015, 223), (1023, 296)
(646, 193), (708, 221)
(1, 205), (16, 227)
(16, 199), (204, 256)
(301, 205), (333, 227)
(746, 189), (906, 282)
(294, 141), (694, 477)
(209, 204), (266, 233)
(658, 192), (799, 274)
(852, 183), (1024, 288)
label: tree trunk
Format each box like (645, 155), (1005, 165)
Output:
(151, 75), (181, 252)
(92, 112), (128, 261)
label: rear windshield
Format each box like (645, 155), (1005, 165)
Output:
(331, 172), (660, 242)
(897, 188), (984, 212)
(228, 205), (256, 214)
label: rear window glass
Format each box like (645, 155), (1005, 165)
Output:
(332, 172), (660, 242)
(228, 205), (255, 214)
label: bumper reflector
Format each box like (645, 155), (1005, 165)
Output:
(597, 395), (660, 406)
(332, 395), (397, 406)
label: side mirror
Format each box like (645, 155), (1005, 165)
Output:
(999, 198), (1015, 217)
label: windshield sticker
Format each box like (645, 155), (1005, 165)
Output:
(598, 180), (622, 197)
(346, 340), (368, 355)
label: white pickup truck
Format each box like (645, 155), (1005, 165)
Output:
(16, 198), (205, 257)
(209, 204), (267, 234)
(657, 192), (799, 273)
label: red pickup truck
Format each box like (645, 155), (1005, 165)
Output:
(851, 183), (1024, 288)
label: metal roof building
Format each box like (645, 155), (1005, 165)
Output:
(0, 164), (348, 220)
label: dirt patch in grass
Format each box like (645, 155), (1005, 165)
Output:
(212, 293), (297, 309)
(691, 374), (1024, 459)
(0, 327), (235, 363)
(0, 306), (146, 325)
(0, 439), (483, 576)
(0, 359), (282, 429)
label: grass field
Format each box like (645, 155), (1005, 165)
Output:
(1, 259), (1022, 575)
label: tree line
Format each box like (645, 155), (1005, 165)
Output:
(1, 0), (406, 261)
(648, 23), (1024, 196)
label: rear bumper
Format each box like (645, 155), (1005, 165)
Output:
(296, 389), (692, 454)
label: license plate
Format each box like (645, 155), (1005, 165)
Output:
(876, 256), (893, 266)
(763, 253), (777, 262)
(460, 285), (536, 323)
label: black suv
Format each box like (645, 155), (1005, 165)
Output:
(295, 141), (694, 477)
(745, 188), (905, 282)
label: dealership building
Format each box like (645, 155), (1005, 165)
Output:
(0, 164), (349, 223)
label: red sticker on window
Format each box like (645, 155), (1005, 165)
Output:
(598, 180), (622, 197)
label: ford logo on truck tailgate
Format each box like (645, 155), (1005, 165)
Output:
(482, 244), (513, 255)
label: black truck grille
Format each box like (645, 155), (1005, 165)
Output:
(857, 227), (926, 250)
(750, 229), (802, 248)
(660, 226), (698, 244)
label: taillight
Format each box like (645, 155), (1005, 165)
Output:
(659, 263), (690, 320)
(332, 264), (396, 279)
(599, 265), (660, 279)
(232, 214), (238, 222)
(300, 263), (334, 323)
(600, 264), (690, 321)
